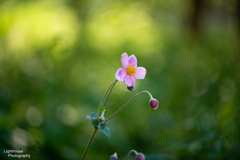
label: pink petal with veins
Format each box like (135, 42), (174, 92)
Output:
(128, 55), (137, 67)
(134, 67), (146, 79)
(115, 67), (127, 82)
(121, 53), (129, 68)
(124, 75), (135, 86)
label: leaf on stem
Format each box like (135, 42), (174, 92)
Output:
(87, 113), (99, 129)
(91, 113), (97, 119)
(99, 125), (111, 138)
(87, 115), (92, 121)
(99, 107), (109, 114)
(87, 113), (97, 121)
(87, 112), (110, 135)
(92, 119), (98, 129)
(99, 107), (105, 112)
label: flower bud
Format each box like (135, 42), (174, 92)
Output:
(110, 152), (118, 160)
(127, 86), (134, 91)
(149, 98), (159, 110)
(136, 152), (145, 160)
(98, 116), (105, 122)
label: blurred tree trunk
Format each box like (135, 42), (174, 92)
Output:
(190, 0), (204, 36)
(237, 0), (240, 37)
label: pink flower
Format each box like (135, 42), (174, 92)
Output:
(115, 53), (146, 87)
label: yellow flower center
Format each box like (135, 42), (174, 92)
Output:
(126, 64), (136, 75)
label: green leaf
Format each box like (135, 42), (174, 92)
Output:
(99, 107), (105, 112)
(87, 113), (97, 121)
(92, 119), (98, 129)
(99, 107), (108, 114)
(99, 125), (111, 137)
(91, 113), (97, 119)
(87, 115), (92, 121)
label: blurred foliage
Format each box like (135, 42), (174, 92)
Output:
(0, 0), (240, 160)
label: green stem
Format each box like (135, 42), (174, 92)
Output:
(82, 80), (118, 160)
(97, 80), (117, 116)
(126, 149), (138, 160)
(82, 128), (98, 160)
(102, 91), (153, 125)
(102, 80), (117, 108)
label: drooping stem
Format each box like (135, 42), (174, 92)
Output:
(126, 149), (138, 160)
(102, 91), (153, 125)
(97, 80), (118, 116)
(82, 128), (98, 160)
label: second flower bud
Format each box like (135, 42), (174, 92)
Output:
(98, 116), (105, 122)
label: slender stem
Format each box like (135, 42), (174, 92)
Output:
(102, 80), (117, 108)
(82, 80), (117, 159)
(97, 80), (117, 116)
(82, 128), (98, 160)
(126, 149), (138, 160)
(102, 91), (153, 125)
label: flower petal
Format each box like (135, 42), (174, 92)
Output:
(134, 67), (146, 79)
(115, 67), (127, 82)
(121, 53), (129, 68)
(128, 55), (137, 67)
(124, 75), (135, 87)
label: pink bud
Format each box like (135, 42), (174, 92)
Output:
(110, 152), (118, 160)
(136, 152), (145, 160)
(149, 98), (158, 110)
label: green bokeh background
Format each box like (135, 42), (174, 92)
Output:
(0, 0), (240, 159)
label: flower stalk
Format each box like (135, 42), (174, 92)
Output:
(102, 91), (153, 125)
(82, 128), (98, 160)
(126, 149), (138, 160)
(82, 80), (117, 160)
(97, 80), (117, 116)
(102, 80), (118, 108)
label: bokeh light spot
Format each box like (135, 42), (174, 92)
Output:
(26, 106), (43, 127)
(12, 128), (28, 148)
(57, 104), (80, 126)
(0, 1), (80, 53)
(87, 2), (160, 54)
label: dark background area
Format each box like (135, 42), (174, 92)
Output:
(0, 0), (240, 159)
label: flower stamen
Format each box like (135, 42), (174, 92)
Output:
(126, 64), (136, 75)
